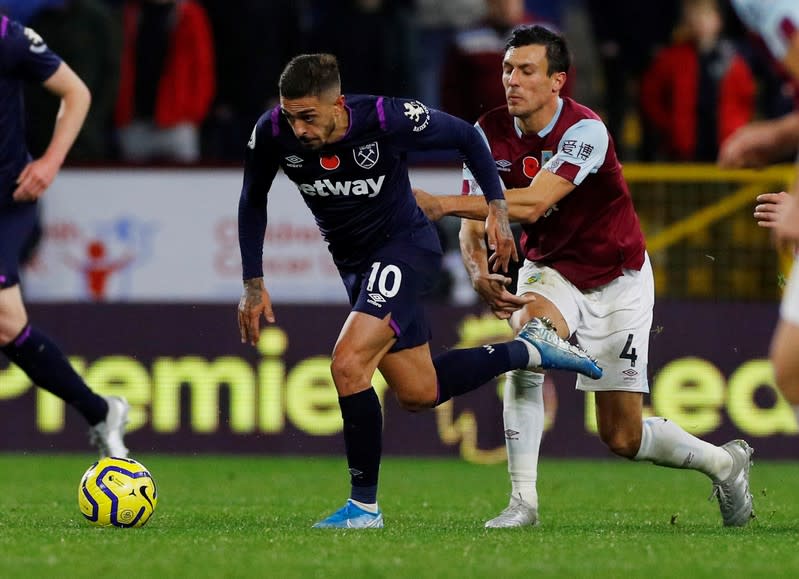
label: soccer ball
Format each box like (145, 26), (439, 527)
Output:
(78, 457), (158, 528)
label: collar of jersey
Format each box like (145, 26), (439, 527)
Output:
(513, 97), (563, 139)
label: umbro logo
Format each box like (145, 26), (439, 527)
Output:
(285, 155), (303, 167)
(622, 368), (638, 377)
(495, 159), (512, 172)
(366, 293), (386, 308)
(482, 344), (495, 354)
(504, 429), (520, 440)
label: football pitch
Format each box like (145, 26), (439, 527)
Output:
(1, 454), (798, 578)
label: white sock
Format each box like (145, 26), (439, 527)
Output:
(515, 336), (542, 368)
(504, 370), (545, 507)
(634, 417), (733, 481)
(350, 499), (379, 513)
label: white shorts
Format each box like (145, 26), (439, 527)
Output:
(780, 256), (799, 325)
(516, 254), (654, 393)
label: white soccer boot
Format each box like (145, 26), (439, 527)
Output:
(484, 494), (539, 528)
(88, 395), (130, 458)
(710, 439), (754, 527)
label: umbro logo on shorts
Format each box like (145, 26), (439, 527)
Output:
(367, 293), (386, 308)
(622, 368), (638, 377)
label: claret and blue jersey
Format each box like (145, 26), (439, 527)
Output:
(238, 94), (504, 278)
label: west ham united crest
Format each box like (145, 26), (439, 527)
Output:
(353, 142), (379, 169)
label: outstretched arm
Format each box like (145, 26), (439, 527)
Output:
(13, 62), (90, 201)
(415, 169), (576, 223)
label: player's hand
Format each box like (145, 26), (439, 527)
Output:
(12, 157), (61, 202)
(754, 192), (791, 228)
(485, 199), (518, 273)
(472, 273), (535, 320)
(412, 187), (445, 221)
(774, 194), (799, 248)
(237, 277), (275, 346)
(718, 123), (773, 168)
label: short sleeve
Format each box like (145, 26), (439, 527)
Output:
(542, 119), (609, 186)
(462, 122), (497, 196)
(2, 20), (61, 83)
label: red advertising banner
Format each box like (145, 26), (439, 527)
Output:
(0, 302), (791, 462)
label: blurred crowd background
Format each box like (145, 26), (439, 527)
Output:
(3, 0), (796, 166)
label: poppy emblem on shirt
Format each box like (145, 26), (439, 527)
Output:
(320, 155), (340, 170)
(522, 156), (540, 179)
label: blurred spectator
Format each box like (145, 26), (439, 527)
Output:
(310, 0), (417, 97)
(586, 0), (679, 158)
(440, 0), (533, 124)
(640, 0), (755, 161)
(722, 2), (796, 122)
(201, 0), (307, 161)
(414, 0), (485, 108)
(26, 0), (121, 161)
(115, 0), (215, 163)
(0, 0), (62, 24)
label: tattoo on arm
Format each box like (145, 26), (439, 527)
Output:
(243, 278), (264, 305)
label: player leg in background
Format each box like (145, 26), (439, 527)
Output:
(599, 392), (753, 527)
(770, 256), (799, 424)
(0, 203), (129, 458)
(584, 258), (753, 527)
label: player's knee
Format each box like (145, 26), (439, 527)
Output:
(394, 391), (434, 413)
(329, 353), (368, 395)
(599, 428), (642, 459)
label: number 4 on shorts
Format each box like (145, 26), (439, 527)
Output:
(620, 333), (638, 367)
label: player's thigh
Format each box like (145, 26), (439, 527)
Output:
(594, 390), (644, 452)
(770, 318), (799, 403)
(514, 260), (580, 338)
(378, 342), (438, 410)
(331, 310), (397, 396)
(0, 285), (28, 344)
(575, 255), (654, 393)
(773, 260), (799, 401)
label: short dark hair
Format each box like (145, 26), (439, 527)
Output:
(279, 53), (341, 99)
(505, 25), (571, 75)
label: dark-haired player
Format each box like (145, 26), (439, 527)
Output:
(237, 52), (602, 528)
(0, 14), (129, 457)
(415, 25), (753, 528)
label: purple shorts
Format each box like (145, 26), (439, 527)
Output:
(340, 223), (442, 353)
(0, 201), (38, 289)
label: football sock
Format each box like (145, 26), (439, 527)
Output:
(433, 341), (530, 405)
(505, 370), (545, 507)
(634, 417), (733, 480)
(339, 388), (382, 505)
(1, 324), (108, 425)
(350, 499), (379, 513)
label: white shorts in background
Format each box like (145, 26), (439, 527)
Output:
(780, 256), (799, 325)
(516, 254), (654, 393)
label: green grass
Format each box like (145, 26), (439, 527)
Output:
(1, 454), (798, 578)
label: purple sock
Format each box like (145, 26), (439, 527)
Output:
(433, 340), (529, 405)
(1, 324), (108, 425)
